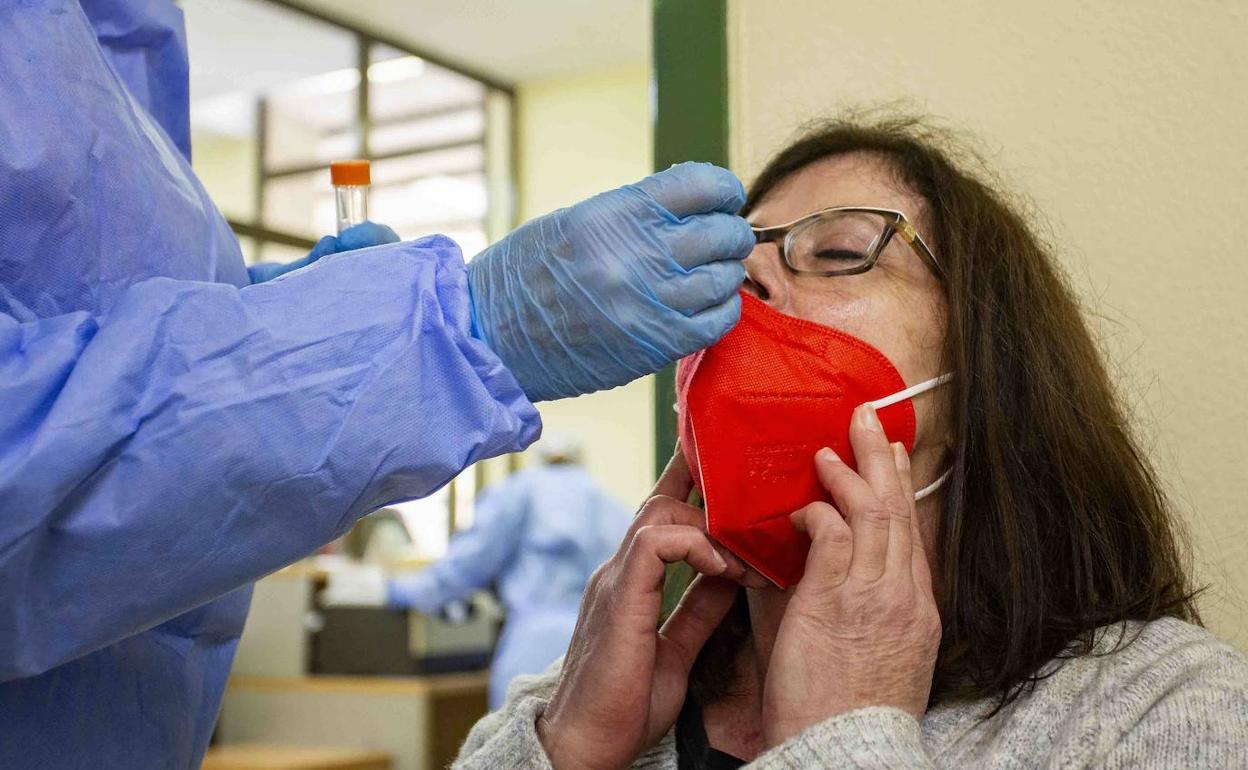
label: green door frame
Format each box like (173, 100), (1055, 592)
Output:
(651, 0), (731, 478)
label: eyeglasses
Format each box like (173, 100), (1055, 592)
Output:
(750, 207), (944, 280)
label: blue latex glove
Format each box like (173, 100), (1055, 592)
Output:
(467, 162), (754, 401)
(247, 221), (400, 284)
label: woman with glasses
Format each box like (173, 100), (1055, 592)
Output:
(451, 116), (1248, 769)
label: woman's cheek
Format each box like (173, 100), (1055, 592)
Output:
(793, 287), (877, 338)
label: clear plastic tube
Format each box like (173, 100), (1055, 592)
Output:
(335, 184), (368, 234)
(330, 160), (371, 234)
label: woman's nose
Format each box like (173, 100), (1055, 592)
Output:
(742, 242), (790, 309)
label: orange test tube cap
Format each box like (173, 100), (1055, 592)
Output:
(330, 160), (371, 186)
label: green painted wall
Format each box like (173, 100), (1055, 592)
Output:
(651, 0), (729, 477)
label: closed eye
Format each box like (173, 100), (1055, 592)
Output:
(812, 248), (868, 263)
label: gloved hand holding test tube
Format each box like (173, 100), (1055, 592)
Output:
(332, 159), (372, 234)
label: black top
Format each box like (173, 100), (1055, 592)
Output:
(675, 696), (748, 770)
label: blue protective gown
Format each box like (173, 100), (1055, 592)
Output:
(389, 464), (631, 708)
(0, 1), (540, 766)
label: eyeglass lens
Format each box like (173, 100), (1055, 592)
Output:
(785, 211), (891, 273)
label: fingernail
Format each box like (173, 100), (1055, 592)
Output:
(892, 442), (910, 470)
(817, 447), (840, 464)
(712, 550), (728, 572)
(858, 405), (883, 433)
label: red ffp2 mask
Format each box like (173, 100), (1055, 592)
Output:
(677, 292), (947, 588)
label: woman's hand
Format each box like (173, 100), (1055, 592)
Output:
(761, 404), (942, 747)
(538, 450), (768, 770)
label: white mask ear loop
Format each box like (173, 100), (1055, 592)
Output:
(914, 465), (952, 501)
(861, 372), (955, 502)
(865, 372), (954, 411)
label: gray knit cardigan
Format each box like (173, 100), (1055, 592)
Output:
(453, 617), (1248, 768)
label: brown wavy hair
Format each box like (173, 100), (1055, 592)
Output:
(687, 114), (1201, 710)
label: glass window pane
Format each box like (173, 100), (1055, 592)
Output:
(186, 0), (358, 223)
(369, 107), (485, 157)
(186, 1), (504, 276)
(263, 169), (337, 238)
(365, 45), (489, 251)
(373, 145), (485, 181)
(484, 90), (514, 245)
(372, 168), (486, 233)
(265, 80), (360, 171)
(369, 44), (485, 124)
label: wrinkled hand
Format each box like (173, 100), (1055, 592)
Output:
(467, 162), (754, 402)
(762, 404), (941, 747)
(538, 450), (768, 770)
(247, 221), (400, 284)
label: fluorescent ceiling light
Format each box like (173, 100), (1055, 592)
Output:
(370, 56), (427, 84)
(288, 56), (426, 97)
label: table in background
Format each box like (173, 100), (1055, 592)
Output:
(202, 744), (391, 770)
(216, 672), (488, 770)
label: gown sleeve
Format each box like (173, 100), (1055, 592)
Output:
(0, 239), (541, 680)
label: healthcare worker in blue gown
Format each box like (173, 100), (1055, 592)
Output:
(388, 434), (632, 709)
(0, 1), (753, 767)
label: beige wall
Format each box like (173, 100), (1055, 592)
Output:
(728, 0), (1248, 646)
(190, 131), (256, 221)
(513, 66), (656, 508)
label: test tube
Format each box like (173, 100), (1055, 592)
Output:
(330, 159), (371, 234)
